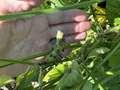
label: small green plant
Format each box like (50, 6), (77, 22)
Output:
(0, 0), (120, 90)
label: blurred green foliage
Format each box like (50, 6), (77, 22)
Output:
(0, 0), (120, 90)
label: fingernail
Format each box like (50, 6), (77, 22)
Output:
(75, 21), (91, 32)
(74, 15), (87, 22)
(75, 32), (86, 40)
(28, 1), (36, 6)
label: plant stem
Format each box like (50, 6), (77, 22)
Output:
(0, 51), (50, 68)
(0, 0), (104, 20)
(18, 51), (50, 61)
(0, 58), (33, 65)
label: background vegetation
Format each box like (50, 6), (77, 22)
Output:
(0, 0), (120, 90)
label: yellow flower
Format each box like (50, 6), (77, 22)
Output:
(95, 6), (107, 27)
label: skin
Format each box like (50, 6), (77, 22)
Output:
(0, 0), (91, 76)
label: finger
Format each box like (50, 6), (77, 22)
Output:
(49, 23), (77, 37)
(49, 21), (91, 38)
(47, 9), (87, 25)
(75, 32), (86, 40)
(64, 32), (86, 43)
(7, 0), (30, 12)
(74, 21), (91, 32)
(25, 0), (42, 7)
(7, 0), (42, 13)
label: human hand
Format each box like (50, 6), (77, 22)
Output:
(0, 9), (91, 76)
(1, 9), (91, 57)
(0, 0), (91, 76)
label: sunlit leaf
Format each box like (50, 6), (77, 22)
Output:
(114, 17), (120, 26)
(56, 61), (83, 90)
(43, 61), (71, 82)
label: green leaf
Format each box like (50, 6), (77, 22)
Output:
(109, 49), (120, 67)
(88, 47), (110, 58)
(50, 0), (64, 7)
(82, 81), (93, 90)
(104, 75), (120, 90)
(56, 61), (83, 90)
(114, 17), (120, 26)
(0, 75), (14, 87)
(15, 66), (40, 90)
(106, 0), (120, 24)
(43, 61), (71, 82)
